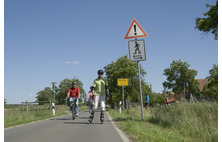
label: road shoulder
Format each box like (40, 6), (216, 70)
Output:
(106, 111), (133, 142)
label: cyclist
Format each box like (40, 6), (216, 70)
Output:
(67, 81), (80, 117)
(89, 69), (109, 123)
(86, 86), (95, 116)
(145, 93), (149, 108)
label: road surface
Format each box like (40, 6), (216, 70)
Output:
(5, 110), (128, 142)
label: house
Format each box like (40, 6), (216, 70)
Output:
(165, 79), (208, 102)
(196, 79), (208, 92)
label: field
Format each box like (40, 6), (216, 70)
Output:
(4, 105), (88, 128)
(108, 102), (218, 142)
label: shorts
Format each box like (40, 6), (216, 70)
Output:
(92, 95), (105, 111)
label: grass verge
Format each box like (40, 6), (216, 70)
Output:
(108, 102), (217, 142)
(4, 105), (88, 128)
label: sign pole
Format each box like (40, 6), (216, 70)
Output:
(122, 86), (124, 112)
(125, 18), (148, 121)
(138, 61), (144, 121)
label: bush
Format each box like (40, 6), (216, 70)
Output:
(150, 102), (218, 142)
(109, 102), (218, 142)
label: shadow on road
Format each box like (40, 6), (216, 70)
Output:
(78, 117), (89, 119)
(64, 121), (89, 125)
(50, 118), (72, 120)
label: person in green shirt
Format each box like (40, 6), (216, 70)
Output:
(89, 69), (109, 124)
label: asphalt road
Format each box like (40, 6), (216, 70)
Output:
(4, 110), (125, 142)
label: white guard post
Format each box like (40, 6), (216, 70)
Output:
(119, 101), (122, 114)
(52, 103), (55, 116)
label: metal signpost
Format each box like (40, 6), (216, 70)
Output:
(117, 78), (129, 112)
(124, 18), (148, 121)
(51, 82), (57, 116)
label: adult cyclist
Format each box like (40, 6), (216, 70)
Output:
(67, 82), (80, 117)
(89, 69), (109, 123)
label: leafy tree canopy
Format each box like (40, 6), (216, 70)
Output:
(36, 87), (54, 105)
(104, 55), (151, 104)
(36, 78), (85, 105)
(163, 59), (199, 97)
(195, 0), (218, 40)
(203, 64), (218, 100)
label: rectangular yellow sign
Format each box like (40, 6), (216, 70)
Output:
(117, 78), (129, 86)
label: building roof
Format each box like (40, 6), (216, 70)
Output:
(196, 79), (208, 92)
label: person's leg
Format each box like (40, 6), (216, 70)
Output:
(75, 98), (79, 115)
(100, 95), (105, 115)
(89, 100), (92, 115)
(69, 97), (73, 111)
(92, 95), (99, 115)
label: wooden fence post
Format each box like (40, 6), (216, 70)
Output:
(35, 105), (38, 114)
(26, 100), (28, 112)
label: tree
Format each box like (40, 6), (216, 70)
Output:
(36, 87), (54, 105)
(195, 0), (218, 40)
(163, 59), (199, 100)
(203, 64), (218, 100)
(57, 78), (84, 105)
(104, 55), (152, 105)
(4, 98), (7, 105)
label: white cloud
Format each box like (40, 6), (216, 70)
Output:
(29, 94), (33, 97)
(71, 61), (80, 64)
(65, 61), (80, 65)
(65, 61), (71, 64)
(51, 61), (80, 65)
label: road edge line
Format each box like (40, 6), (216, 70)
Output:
(106, 111), (132, 142)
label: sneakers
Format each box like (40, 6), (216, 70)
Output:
(76, 114), (79, 117)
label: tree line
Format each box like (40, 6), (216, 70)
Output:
(36, 55), (217, 106)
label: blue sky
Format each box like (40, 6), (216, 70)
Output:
(4, 0), (218, 104)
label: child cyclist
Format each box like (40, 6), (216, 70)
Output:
(86, 86), (95, 116)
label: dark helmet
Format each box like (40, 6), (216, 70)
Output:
(97, 70), (104, 75)
(90, 86), (94, 89)
(72, 82), (76, 85)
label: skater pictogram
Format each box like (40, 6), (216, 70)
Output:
(134, 41), (141, 54)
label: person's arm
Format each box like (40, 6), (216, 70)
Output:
(105, 79), (109, 95)
(67, 89), (70, 98)
(86, 93), (90, 100)
(92, 80), (96, 95)
(105, 79), (110, 100)
(78, 89), (80, 99)
(106, 87), (109, 95)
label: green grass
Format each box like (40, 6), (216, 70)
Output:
(108, 102), (218, 142)
(4, 105), (88, 128)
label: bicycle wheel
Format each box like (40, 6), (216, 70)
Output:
(72, 103), (75, 120)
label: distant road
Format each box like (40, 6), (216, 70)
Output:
(5, 110), (127, 142)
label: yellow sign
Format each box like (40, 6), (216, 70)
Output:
(117, 78), (129, 86)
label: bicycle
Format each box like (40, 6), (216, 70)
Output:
(71, 100), (76, 120)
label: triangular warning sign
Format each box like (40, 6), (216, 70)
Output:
(124, 18), (148, 39)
